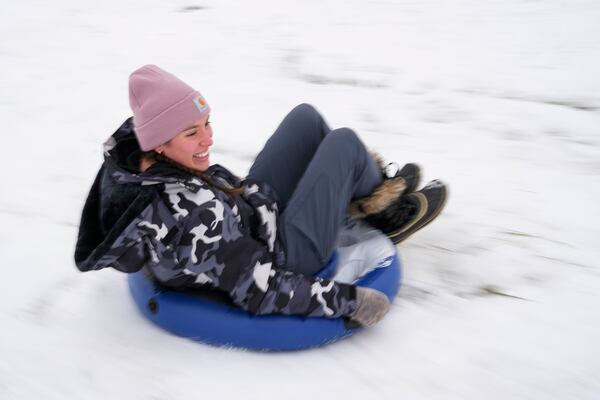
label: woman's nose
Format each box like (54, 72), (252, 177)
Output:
(200, 132), (213, 147)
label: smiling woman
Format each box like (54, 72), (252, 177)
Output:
(74, 64), (447, 340)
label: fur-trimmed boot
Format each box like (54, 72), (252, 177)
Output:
(363, 179), (448, 245)
(347, 150), (421, 220)
(347, 151), (447, 245)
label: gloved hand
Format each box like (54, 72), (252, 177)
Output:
(347, 287), (391, 327)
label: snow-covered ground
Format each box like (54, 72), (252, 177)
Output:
(1, 0), (599, 398)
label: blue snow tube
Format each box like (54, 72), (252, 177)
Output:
(128, 220), (402, 351)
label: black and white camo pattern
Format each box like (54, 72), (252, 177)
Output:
(75, 119), (357, 319)
(146, 168), (357, 318)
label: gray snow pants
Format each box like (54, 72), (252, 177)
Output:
(247, 103), (383, 276)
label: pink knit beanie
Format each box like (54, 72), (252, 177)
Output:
(128, 64), (211, 151)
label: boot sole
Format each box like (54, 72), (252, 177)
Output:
(388, 182), (448, 245)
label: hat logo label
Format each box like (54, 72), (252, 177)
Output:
(193, 95), (208, 113)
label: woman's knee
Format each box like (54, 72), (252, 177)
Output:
(287, 103), (323, 130)
(326, 127), (363, 156)
(291, 102), (319, 118)
(331, 127), (358, 140)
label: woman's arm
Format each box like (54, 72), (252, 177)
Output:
(147, 196), (358, 319)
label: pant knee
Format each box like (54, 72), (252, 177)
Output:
(326, 128), (363, 159)
(292, 102), (318, 115)
(331, 127), (358, 140)
(289, 103), (320, 124)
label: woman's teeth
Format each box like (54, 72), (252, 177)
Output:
(193, 151), (209, 158)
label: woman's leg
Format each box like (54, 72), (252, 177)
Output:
(247, 103), (332, 210)
(279, 128), (383, 275)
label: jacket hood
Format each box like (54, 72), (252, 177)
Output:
(75, 117), (249, 273)
(103, 117), (193, 187)
(74, 117), (185, 273)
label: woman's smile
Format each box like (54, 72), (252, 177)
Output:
(193, 150), (210, 162)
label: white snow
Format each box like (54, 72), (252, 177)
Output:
(1, 0), (599, 399)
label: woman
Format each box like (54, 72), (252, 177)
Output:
(74, 64), (447, 328)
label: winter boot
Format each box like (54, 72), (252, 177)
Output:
(347, 151), (421, 220)
(386, 162), (421, 194)
(363, 179), (448, 245)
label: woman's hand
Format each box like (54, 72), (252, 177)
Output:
(348, 287), (391, 327)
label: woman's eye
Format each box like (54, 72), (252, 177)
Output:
(186, 131), (197, 137)
(206, 121), (211, 127)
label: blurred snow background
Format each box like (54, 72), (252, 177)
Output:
(1, 0), (599, 399)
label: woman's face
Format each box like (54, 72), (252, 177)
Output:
(155, 114), (213, 172)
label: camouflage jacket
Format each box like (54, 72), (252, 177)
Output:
(74, 117), (357, 319)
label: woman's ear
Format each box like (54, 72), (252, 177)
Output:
(155, 145), (164, 155)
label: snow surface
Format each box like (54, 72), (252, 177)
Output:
(1, 0), (599, 399)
